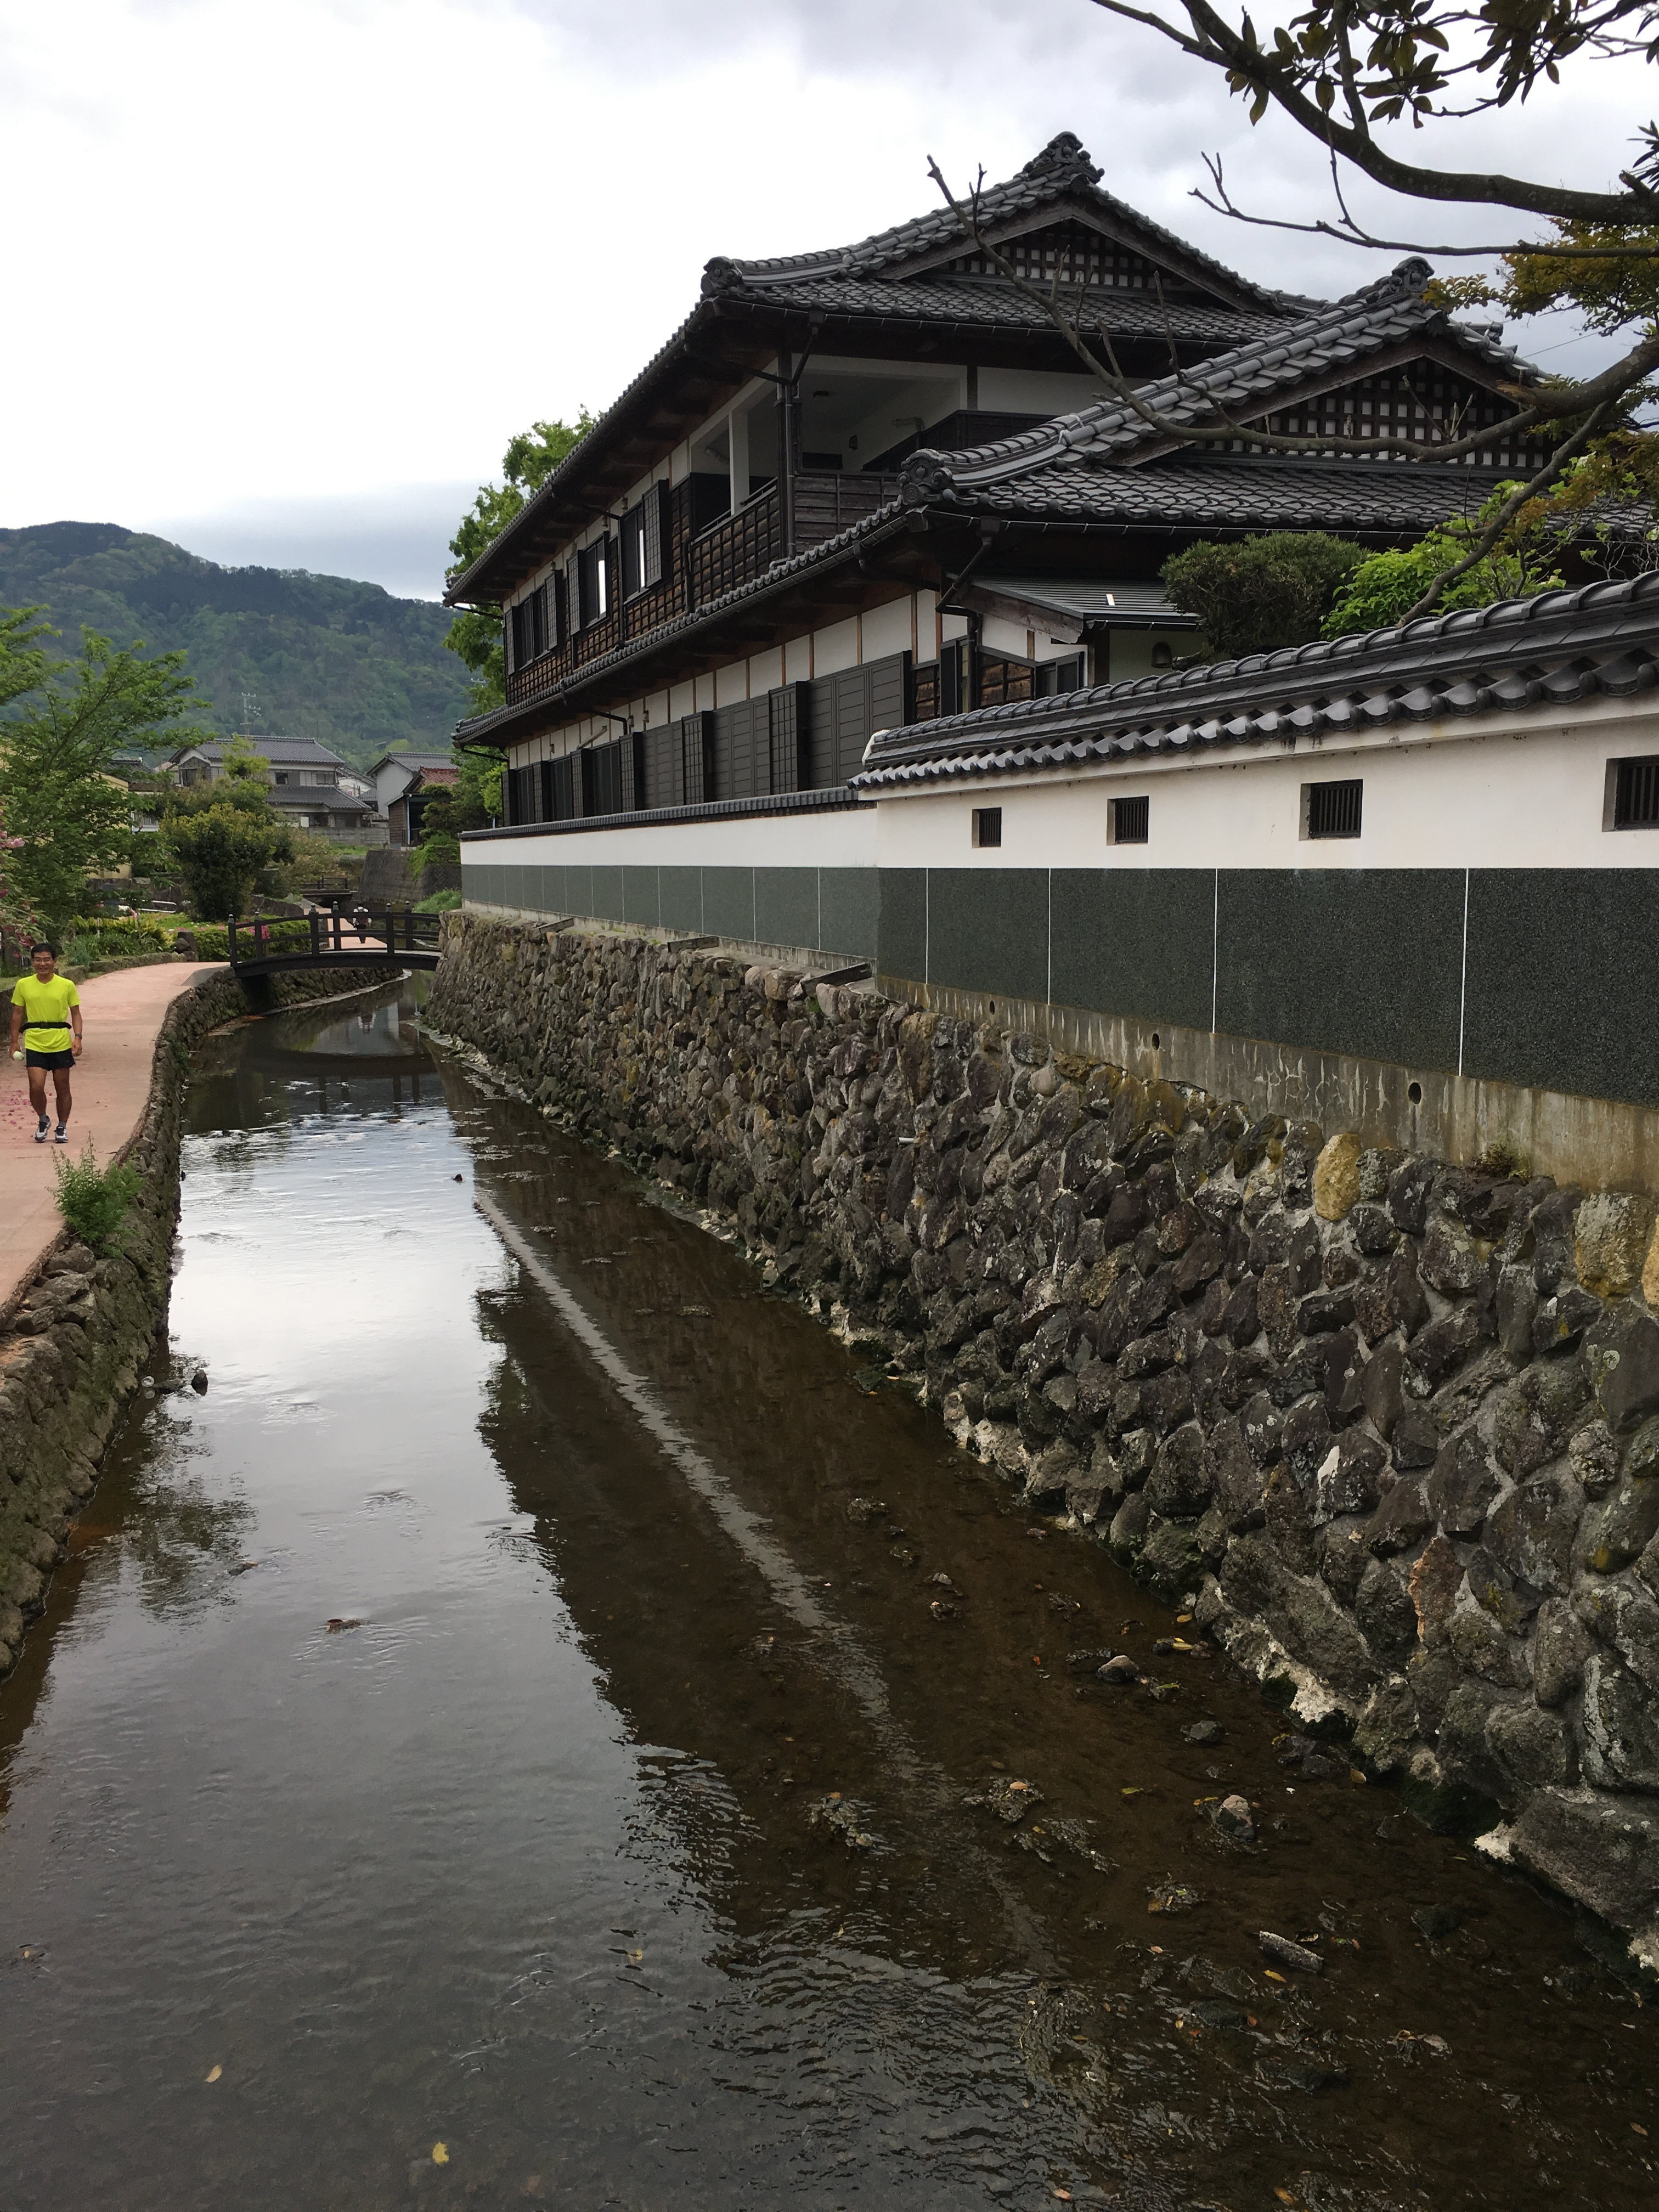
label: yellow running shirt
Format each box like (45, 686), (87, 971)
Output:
(12, 974), (80, 1054)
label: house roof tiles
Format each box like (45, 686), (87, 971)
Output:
(854, 573), (1659, 791)
(899, 264), (1532, 499)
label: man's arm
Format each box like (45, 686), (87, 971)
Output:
(8, 1000), (21, 1056)
(70, 1006), (82, 1058)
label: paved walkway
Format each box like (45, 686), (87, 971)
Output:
(0, 962), (221, 1308)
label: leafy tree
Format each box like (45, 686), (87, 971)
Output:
(1161, 533), (1367, 657)
(1323, 495), (1567, 635)
(412, 749), (503, 873)
(0, 617), (208, 928)
(160, 735), (293, 918)
(444, 415), (593, 715)
(934, 3), (1659, 616)
(161, 802), (292, 921)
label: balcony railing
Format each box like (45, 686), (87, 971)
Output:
(685, 470), (902, 608)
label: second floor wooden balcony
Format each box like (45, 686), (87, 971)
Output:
(685, 469), (901, 606)
(503, 466), (905, 713)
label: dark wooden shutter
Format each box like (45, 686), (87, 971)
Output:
(550, 570), (567, 650)
(566, 555), (581, 636)
(503, 606), (516, 676)
(619, 731), (645, 812)
(643, 482), (665, 588)
(621, 506), (642, 599)
(551, 754), (576, 820)
(641, 725), (674, 809)
(678, 711), (713, 804)
(768, 682), (810, 793)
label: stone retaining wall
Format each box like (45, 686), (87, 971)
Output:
(430, 912), (1659, 1966)
(0, 967), (387, 1680)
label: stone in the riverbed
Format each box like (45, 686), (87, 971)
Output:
(1410, 1901), (1462, 1941)
(1184, 1719), (1224, 1746)
(1259, 1929), (1324, 1974)
(984, 1776), (1043, 1824)
(807, 1795), (877, 1849)
(190, 1369), (208, 1394)
(1212, 1795), (1256, 1843)
(1098, 1654), (1142, 1685)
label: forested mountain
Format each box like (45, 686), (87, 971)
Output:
(0, 522), (471, 770)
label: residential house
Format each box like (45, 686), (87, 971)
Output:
(370, 750), (460, 842)
(387, 765), (458, 849)
(169, 736), (382, 843)
(445, 131), (1558, 835)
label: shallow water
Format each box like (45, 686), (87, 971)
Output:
(1, 984), (1655, 2209)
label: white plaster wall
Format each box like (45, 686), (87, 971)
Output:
(785, 634), (812, 684)
(748, 646), (784, 696)
(464, 804), (877, 873)
(714, 660), (749, 707)
(978, 368), (1106, 414)
(814, 617), (859, 676)
(871, 697), (1659, 871)
(861, 597), (912, 662)
(1107, 632), (1189, 682)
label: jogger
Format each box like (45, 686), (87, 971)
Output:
(10, 944), (82, 1143)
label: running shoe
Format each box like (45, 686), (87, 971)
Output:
(33, 1115), (49, 1143)
(53, 1124), (68, 1143)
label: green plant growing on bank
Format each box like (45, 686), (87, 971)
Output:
(53, 1139), (142, 1252)
(415, 887), (462, 913)
(1161, 534), (1367, 659)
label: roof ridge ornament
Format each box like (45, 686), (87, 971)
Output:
(1341, 255), (1434, 306)
(1015, 131), (1102, 185)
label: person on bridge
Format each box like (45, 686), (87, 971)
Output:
(9, 944), (82, 1144)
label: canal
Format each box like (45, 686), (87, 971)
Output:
(0, 984), (1654, 2209)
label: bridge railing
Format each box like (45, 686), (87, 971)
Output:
(227, 905), (445, 969)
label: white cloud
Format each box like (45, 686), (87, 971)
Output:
(1, 0), (1649, 595)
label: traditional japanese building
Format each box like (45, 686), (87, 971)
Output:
(447, 131), (1554, 837)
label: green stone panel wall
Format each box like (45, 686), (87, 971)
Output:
(659, 868), (703, 934)
(623, 867), (661, 928)
(701, 868), (755, 943)
(754, 868), (819, 952)
(926, 868), (1049, 1004)
(1216, 870), (1464, 1071)
(588, 865), (624, 923)
(1464, 870), (1659, 1108)
(876, 869), (928, 986)
(565, 864), (592, 921)
(1051, 870), (1214, 1032)
(817, 870), (879, 964)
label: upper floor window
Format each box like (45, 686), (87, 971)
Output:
(507, 577), (563, 670)
(620, 483), (667, 600)
(575, 539), (612, 631)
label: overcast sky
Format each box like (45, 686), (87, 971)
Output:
(1, 0), (1645, 599)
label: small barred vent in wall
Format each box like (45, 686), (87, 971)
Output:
(1307, 777), (1363, 839)
(1111, 794), (1149, 844)
(972, 806), (1002, 849)
(1615, 755), (1659, 828)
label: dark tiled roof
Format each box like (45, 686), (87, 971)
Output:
(707, 133), (1305, 313)
(700, 268), (1280, 347)
(899, 265), (1532, 496)
(176, 735), (348, 766)
(855, 572), (1659, 789)
(943, 454), (1532, 533)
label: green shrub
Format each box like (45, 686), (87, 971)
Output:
(54, 1141), (143, 1252)
(415, 888), (462, 913)
(1161, 533), (1368, 659)
(177, 919), (313, 962)
(59, 916), (174, 969)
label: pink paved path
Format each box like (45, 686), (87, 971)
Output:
(0, 962), (221, 1308)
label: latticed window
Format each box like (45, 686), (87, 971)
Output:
(1614, 755), (1659, 828)
(941, 221), (1168, 292)
(1306, 778), (1363, 839)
